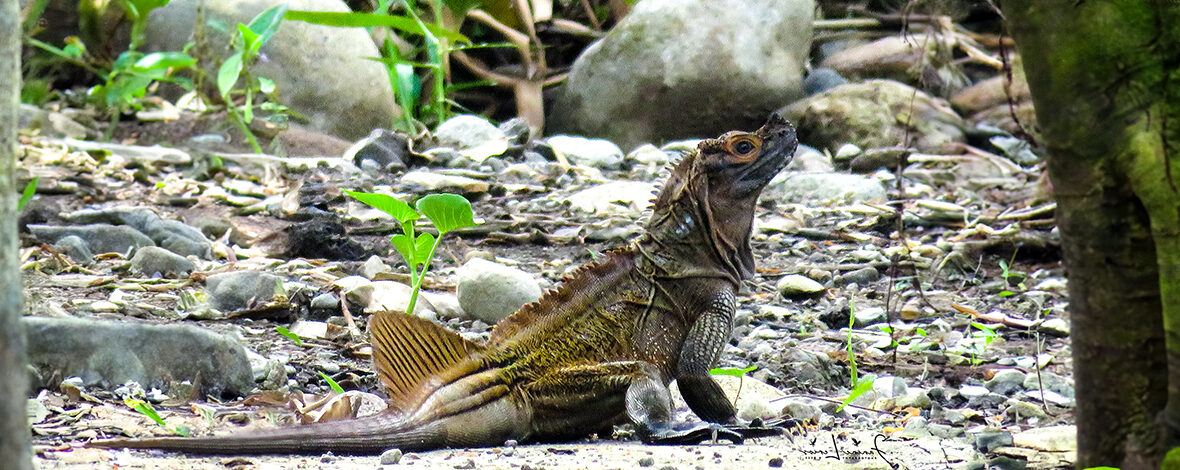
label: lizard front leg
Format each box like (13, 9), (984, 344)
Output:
(649, 289), (790, 445)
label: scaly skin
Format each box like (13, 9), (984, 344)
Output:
(88, 114), (798, 455)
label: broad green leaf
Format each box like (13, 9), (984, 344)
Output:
(416, 193), (478, 235)
(283, 10), (469, 42)
(217, 54), (243, 97)
(133, 51), (196, 72)
(258, 77), (276, 94)
(709, 365), (757, 377)
(18, 177), (39, 212)
(319, 372), (345, 394)
(344, 190), (419, 224)
(390, 233), (416, 267)
(247, 4), (288, 48)
(414, 232), (435, 261)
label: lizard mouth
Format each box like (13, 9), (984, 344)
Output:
(736, 113), (797, 195)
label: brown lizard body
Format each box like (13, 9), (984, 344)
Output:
(89, 113), (798, 454)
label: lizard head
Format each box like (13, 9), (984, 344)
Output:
(648, 113), (797, 281)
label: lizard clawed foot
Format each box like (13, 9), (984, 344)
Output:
(642, 422), (745, 446)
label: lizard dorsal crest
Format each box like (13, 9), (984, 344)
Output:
(369, 311), (486, 414)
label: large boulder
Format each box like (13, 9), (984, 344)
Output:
(549, 0), (814, 150)
(143, 0), (397, 140)
(781, 79), (967, 153)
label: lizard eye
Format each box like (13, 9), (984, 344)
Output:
(725, 135), (761, 161)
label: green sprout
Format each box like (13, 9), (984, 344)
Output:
(344, 191), (480, 314)
(124, 398), (189, 436)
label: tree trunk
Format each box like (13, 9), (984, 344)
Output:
(0, 0), (31, 469)
(1004, 1), (1180, 468)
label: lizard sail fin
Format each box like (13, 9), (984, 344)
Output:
(369, 311), (485, 414)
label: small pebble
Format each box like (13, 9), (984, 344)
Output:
(768, 456), (784, 467)
(638, 456), (655, 467)
(379, 448), (403, 464)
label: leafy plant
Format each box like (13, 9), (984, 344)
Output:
(18, 177), (39, 212)
(25, 0), (194, 137)
(124, 398), (189, 436)
(837, 300), (876, 412)
(284, 2), (471, 131)
(344, 191), (479, 314)
(217, 4), (288, 153)
(965, 322), (998, 366)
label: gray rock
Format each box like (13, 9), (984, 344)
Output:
(456, 259), (543, 324)
(364, 280), (438, 320)
(802, 67), (848, 96)
(379, 448), (403, 465)
(974, 431), (1014, 453)
(901, 416), (931, 438)
(766, 172), (887, 204)
(784, 145), (833, 172)
(53, 235), (93, 262)
(345, 128), (408, 171)
(779, 398), (822, 421)
(985, 369), (1027, 395)
(129, 246), (195, 279)
(434, 115), (509, 162)
(547, 135), (624, 169)
(61, 207), (211, 259)
(400, 170), (490, 193)
(564, 181), (657, 217)
(24, 316), (253, 398)
(28, 224), (154, 256)
(143, 0), (397, 140)
(310, 293), (339, 310)
(628, 144), (674, 167)
(776, 274), (825, 297)
(1012, 425), (1075, 452)
(853, 306), (888, 327)
(1021, 370), (1074, 398)
(550, 0), (813, 150)
(872, 375), (907, 398)
(837, 267), (881, 287)
(781, 80), (966, 153)
(205, 271), (283, 312)
(18, 104), (91, 139)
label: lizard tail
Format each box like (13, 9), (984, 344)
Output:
(87, 412), (443, 455)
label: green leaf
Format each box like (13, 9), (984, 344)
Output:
(390, 233), (416, 267)
(217, 54), (243, 97)
(239, 23), (262, 53)
(283, 10), (469, 42)
(997, 290), (1016, 297)
(247, 4), (288, 48)
(393, 62), (418, 122)
(258, 77), (276, 94)
(18, 177), (39, 212)
(125, 397), (188, 436)
(343, 190), (419, 224)
(836, 374), (876, 413)
(319, 372), (345, 394)
(121, 0), (170, 20)
(413, 232), (435, 260)
(133, 51), (196, 73)
(416, 193), (478, 235)
(709, 365), (757, 377)
(275, 326), (303, 346)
